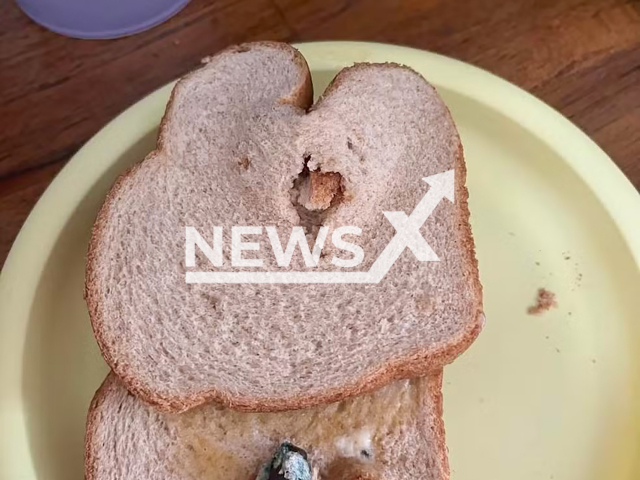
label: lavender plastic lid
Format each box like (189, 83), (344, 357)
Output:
(16, 0), (191, 39)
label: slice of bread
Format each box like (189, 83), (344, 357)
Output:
(85, 372), (449, 480)
(85, 42), (484, 412)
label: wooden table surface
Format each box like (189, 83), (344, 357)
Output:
(1, 0), (639, 268)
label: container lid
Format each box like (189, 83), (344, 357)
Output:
(16, 0), (190, 39)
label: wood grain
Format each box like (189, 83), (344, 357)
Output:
(1, 0), (639, 267)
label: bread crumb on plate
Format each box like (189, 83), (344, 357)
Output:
(527, 288), (557, 315)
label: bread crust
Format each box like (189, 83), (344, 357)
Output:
(84, 374), (116, 480)
(85, 43), (483, 414)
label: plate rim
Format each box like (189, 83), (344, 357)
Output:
(1, 40), (639, 478)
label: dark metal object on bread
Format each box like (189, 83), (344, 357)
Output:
(257, 442), (312, 480)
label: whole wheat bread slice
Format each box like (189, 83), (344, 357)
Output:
(85, 372), (449, 480)
(85, 42), (484, 413)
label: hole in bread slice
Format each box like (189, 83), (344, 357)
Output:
(291, 155), (344, 234)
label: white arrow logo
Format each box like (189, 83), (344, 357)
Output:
(186, 169), (454, 284)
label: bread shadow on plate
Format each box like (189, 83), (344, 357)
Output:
(21, 128), (158, 480)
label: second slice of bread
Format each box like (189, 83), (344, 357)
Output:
(86, 372), (450, 480)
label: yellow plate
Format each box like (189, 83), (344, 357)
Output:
(1, 41), (639, 480)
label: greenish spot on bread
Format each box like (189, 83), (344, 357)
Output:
(257, 442), (312, 480)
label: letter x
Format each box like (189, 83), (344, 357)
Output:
(383, 211), (439, 261)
